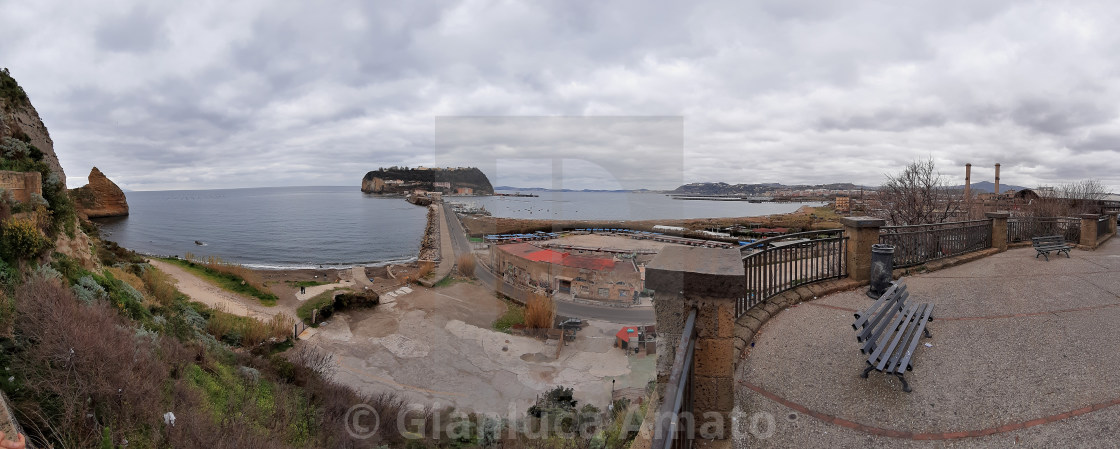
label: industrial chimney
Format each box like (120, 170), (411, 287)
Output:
(994, 163), (1001, 195)
(965, 163), (972, 200)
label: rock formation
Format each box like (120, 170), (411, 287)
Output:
(0, 68), (66, 186)
(361, 166), (494, 195)
(70, 167), (129, 218)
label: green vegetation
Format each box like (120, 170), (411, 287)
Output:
(0, 217), (51, 261)
(161, 256), (279, 305)
(289, 280), (328, 288)
(295, 289), (379, 327)
(492, 299), (525, 332)
(0, 68), (30, 108)
(296, 288), (343, 326)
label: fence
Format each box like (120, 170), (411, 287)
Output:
(651, 308), (696, 449)
(879, 220), (991, 268)
(739, 230), (848, 317)
(1007, 217), (1081, 244)
(1099, 216), (1111, 240)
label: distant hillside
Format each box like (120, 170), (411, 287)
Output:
(671, 182), (862, 196)
(951, 180), (1029, 194)
(361, 166), (494, 194)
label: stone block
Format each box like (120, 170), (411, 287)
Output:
(646, 247), (745, 298)
(694, 338), (735, 378)
(736, 314), (762, 336)
(693, 375), (735, 418)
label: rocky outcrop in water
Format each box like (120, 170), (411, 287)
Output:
(361, 166), (494, 195)
(70, 167), (129, 218)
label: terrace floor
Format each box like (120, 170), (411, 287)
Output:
(735, 237), (1120, 447)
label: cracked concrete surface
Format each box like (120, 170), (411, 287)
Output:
(305, 280), (655, 415)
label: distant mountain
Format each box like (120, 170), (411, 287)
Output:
(670, 182), (865, 196)
(952, 181), (1029, 194)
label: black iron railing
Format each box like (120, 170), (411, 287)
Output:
(652, 308), (697, 449)
(1007, 217), (1081, 244)
(1100, 216), (1111, 239)
(879, 220), (991, 268)
(739, 230), (848, 317)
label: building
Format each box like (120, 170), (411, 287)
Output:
(490, 242), (643, 303)
(835, 196), (850, 214)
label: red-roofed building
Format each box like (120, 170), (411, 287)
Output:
(491, 242), (642, 303)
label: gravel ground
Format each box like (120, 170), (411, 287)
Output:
(736, 238), (1120, 447)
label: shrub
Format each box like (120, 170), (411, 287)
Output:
(73, 275), (107, 304)
(141, 265), (180, 307)
(492, 301), (524, 332)
(457, 255), (476, 277)
(0, 217), (51, 261)
(524, 294), (555, 330)
(333, 290), (379, 309)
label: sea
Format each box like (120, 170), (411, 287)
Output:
(93, 186), (823, 269)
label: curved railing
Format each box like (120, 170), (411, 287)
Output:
(879, 220), (991, 268)
(739, 230), (847, 317)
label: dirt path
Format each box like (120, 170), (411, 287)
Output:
(148, 259), (296, 322)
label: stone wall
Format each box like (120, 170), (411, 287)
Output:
(0, 170), (41, 203)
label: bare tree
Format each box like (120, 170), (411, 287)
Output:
(877, 158), (963, 225)
(1024, 179), (1108, 217)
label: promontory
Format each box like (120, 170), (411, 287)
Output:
(361, 166), (494, 195)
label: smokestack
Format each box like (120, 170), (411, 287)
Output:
(965, 163), (972, 200)
(994, 163), (1001, 195)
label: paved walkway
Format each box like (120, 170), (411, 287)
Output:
(736, 237), (1120, 447)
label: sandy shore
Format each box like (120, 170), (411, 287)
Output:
(149, 259), (294, 321)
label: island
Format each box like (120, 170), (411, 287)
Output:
(360, 166), (494, 195)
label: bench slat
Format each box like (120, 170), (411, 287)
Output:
(870, 303), (918, 370)
(853, 282), (901, 330)
(859, 289), (908, 349)
(894, 303), (934, 373)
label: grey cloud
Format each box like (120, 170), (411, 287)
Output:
(1, 0), (1119, 192)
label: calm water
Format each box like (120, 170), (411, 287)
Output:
(471, 190), (824, 221)
(95, 187), (823, 268)
(93, 186), (428, 269)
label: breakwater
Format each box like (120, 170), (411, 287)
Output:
(418, 205), (441, 262)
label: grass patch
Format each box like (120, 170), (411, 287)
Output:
(492, 299), (525, 332)
(161, 257), (279, 306)
(432, 276), (465, 288)
(296, 288), (344, 327)
(468, 237), (483, 243)
(289, 280), (329, 288)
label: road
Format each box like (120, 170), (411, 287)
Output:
(440, 203), (655, 324)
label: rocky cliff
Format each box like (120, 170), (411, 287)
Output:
(0, 68), (66, 187)
(70, 167), (129, 218)
(361, 166), (494, 195)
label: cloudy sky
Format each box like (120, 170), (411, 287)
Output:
(2, 0), (1119, 192)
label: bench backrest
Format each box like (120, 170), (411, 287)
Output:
(1032, 235), (1066, 246)
(852, 281), (909, 354)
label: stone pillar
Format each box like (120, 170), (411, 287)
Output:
(647, 247), (744, 441)
(1106, 212), (1119, 237)
(1080, 214), (1100, 248)
(986, 211), (1009, 252)
(840, 217), (885, 283)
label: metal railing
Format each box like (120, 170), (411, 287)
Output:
(739, 230), (848, 317)
(879, 220), (991, 268)
(652, 309), (697, 449)
(1099, 216), (1111, 239)
(1007, 217), (1081, 244)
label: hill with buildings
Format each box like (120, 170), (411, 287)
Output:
(672, 182), (863, 196)
(361, 166), (494, 195)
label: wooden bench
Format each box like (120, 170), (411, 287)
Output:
(851, 279), (933, 392)
(1032, 235), (1072, 261)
